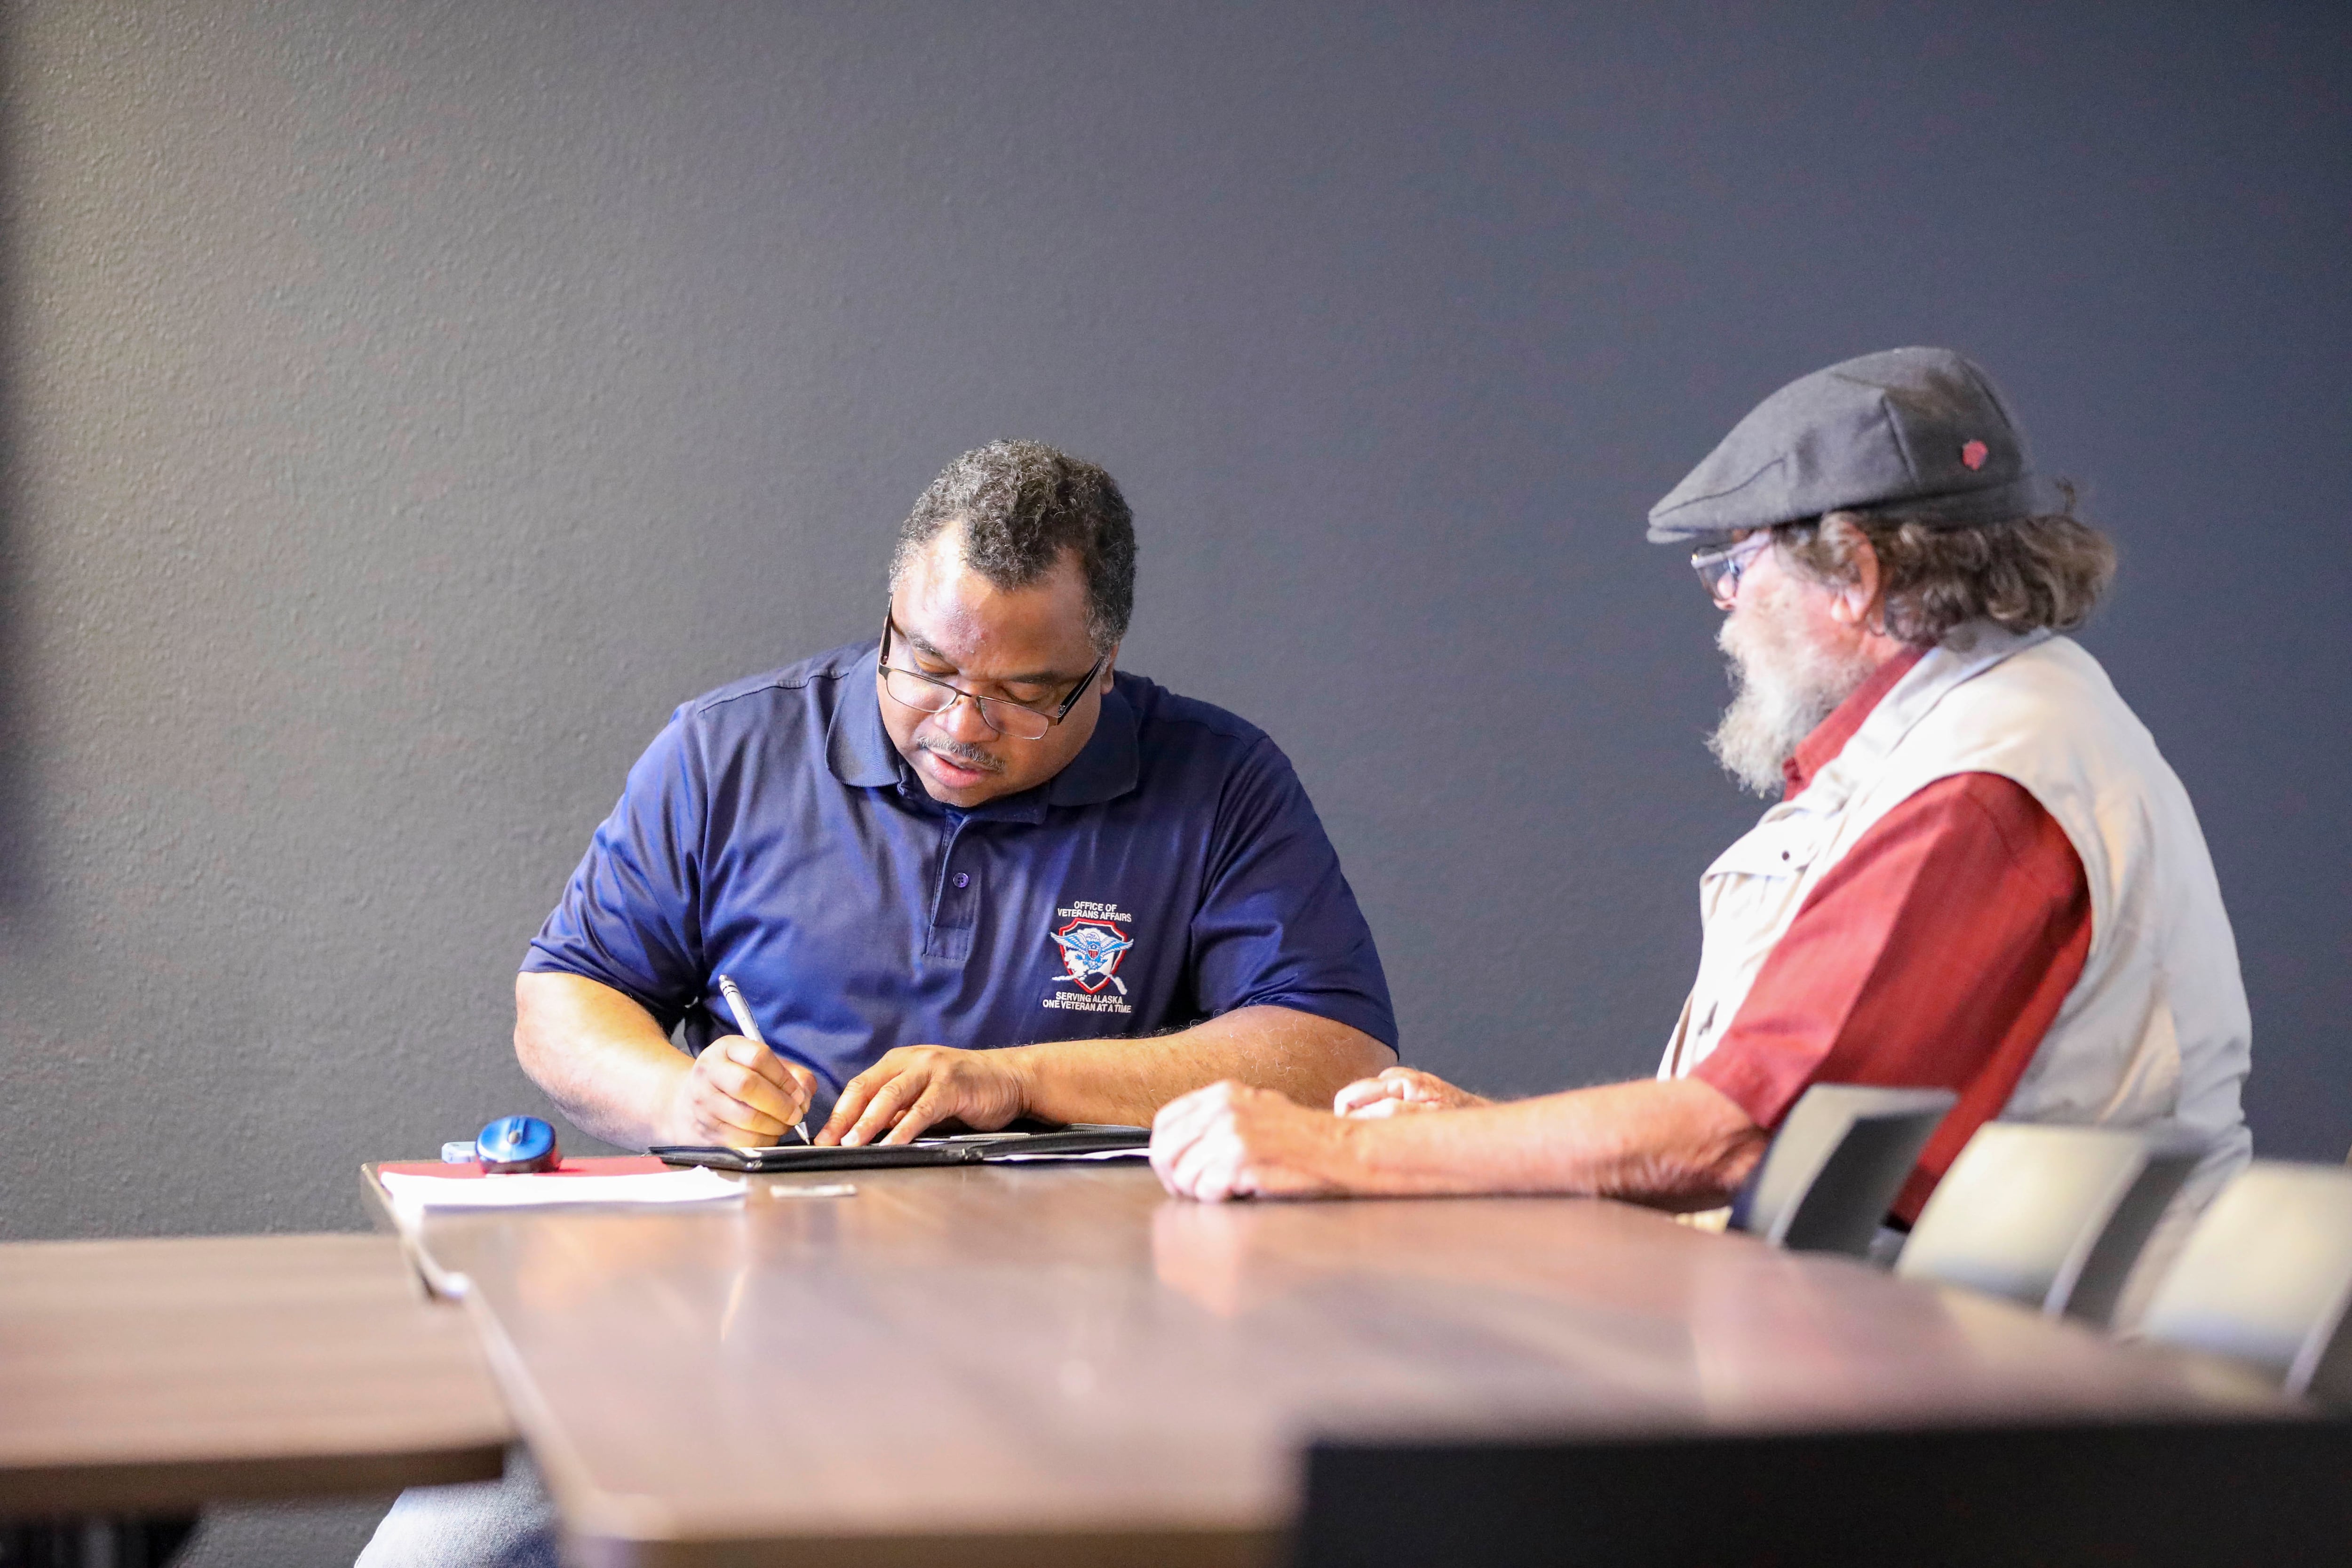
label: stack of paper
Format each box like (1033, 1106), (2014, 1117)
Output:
(377, 1164), (746, 1228)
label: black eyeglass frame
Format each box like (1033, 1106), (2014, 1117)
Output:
(876, 606), (1110, 740)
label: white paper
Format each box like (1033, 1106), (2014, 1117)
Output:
(991, 1147), (1151, 1163)
(380, 1165), (747, 1227)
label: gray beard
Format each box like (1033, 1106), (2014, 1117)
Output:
(1708, 607), (1879, 797)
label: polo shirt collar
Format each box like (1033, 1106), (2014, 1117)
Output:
(824, 648), (1141, 811)
(1048, 684), (1139, 807)
(824, 646), (905, 788)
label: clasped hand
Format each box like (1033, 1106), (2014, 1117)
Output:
(1149, 1066), (1488, 1201)
(1331, 1065), (1488, 1118)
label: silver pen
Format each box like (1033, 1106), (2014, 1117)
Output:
(714, 973), (812, 1144)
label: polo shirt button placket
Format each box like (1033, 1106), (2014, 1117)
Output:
(926, 816), (980, 963)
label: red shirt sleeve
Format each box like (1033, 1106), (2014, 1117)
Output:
(1692, 772), (2092, 1223)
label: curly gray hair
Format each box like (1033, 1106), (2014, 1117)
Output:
(891, 440), (1137, 653)
(1778, 487), (2117, 645)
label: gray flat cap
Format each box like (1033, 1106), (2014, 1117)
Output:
(1647, 347), (2045, 544)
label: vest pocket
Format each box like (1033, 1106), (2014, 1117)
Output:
(1703, 814), (1832, 883)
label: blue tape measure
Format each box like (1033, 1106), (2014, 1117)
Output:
(473, 1114), (561, 1174)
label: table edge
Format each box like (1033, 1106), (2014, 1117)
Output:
(0, 1443), (506, 1520)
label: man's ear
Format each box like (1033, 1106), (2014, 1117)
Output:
(1820, 517), (1883, 630)
(1099, 645), (1120, 690)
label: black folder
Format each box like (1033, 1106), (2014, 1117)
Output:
(651, 1123), (1150, 1173)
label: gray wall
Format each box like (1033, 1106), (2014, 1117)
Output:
(7, 0), (2349, 1235)
(6, 7), (2346, 1559)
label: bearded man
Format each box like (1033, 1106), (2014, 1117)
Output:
(1149, 348), (2252, 1314)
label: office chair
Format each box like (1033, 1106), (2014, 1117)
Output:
(2137, 1160), (2352, 1407)
(1295, 1419), (2352, 1568)
(1895, 1122), (2196, 1327)
(1727, 1084), (1955, 1257)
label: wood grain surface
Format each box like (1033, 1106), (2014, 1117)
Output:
(0, 1232), (514, 1517)
(379, 1163), (2293, 1568)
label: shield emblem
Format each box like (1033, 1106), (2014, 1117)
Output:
(1050, 918), (1134, 994)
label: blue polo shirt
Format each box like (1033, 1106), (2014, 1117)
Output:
(524, 641), (1396, 1113)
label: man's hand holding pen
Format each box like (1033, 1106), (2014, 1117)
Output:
(662, 1036), (818, 1149)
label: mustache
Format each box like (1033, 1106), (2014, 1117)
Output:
(915, 735), (1004, 773)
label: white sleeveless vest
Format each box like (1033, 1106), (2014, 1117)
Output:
(1660, 626), (2251, 1321)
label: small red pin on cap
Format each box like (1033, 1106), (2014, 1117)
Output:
(1961, 439), (1989, 471)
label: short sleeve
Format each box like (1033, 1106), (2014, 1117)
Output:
(1188, 739), (1398, 1049)
(1693, 771), (2093, 1221)
(522, 710), (708, 1030)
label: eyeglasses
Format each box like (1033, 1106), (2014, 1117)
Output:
(1690, 530), (1775, 607)
(876, 608), (1108, 741)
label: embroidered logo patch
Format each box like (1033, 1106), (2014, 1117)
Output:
(1960, 438), (1989, 471)
(1044, 899), (1136, 1016)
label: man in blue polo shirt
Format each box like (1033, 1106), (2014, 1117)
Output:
(515, 438), (1397, 1151)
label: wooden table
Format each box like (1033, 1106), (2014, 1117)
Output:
(368, 1162), (2293, 1568)
(0, 1233), (514, 1518)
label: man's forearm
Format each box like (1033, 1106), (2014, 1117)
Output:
(513, 971), (691, 1149)
(1006, 1005), (1394, 1127)
(1329, 1077), (1768, 1208)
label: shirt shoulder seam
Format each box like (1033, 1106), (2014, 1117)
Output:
(686, 659), (863, 717)
(1143, 706), (1271, 748)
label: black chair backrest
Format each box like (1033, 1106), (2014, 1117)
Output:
(1297, 1418), (2352, 1568)
(1728, 1084), (1955, 1256)
(0, 1517), (198, 1568)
